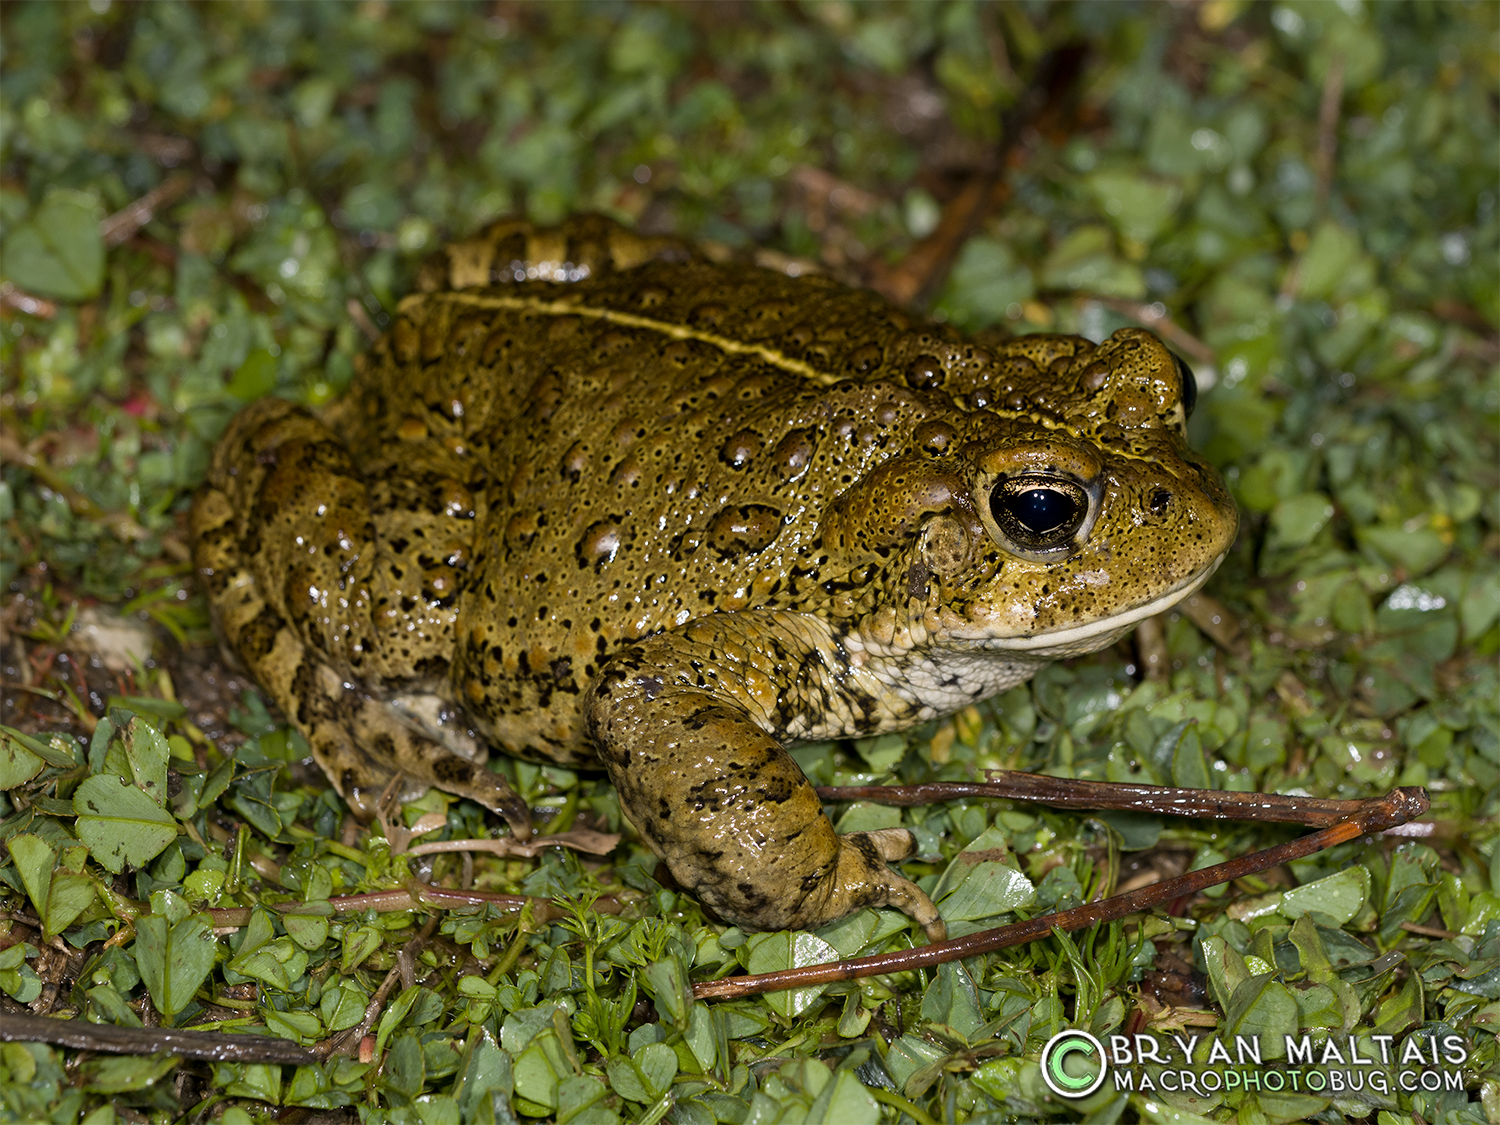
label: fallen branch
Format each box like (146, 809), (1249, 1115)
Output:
(0, 1010), (315, 1064)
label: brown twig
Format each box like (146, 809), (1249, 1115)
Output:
(99, 173), (196, 248)
(869, 43), (1088, 308)
(1, 1010), (315, 1064)
(1399, 920), (1458, 940)
(1177, 592), (1248, 658)
(346, 297), (382, 343)
(1134, 614), (1169, 680)
(1093, 298), (1216, 366)
(1314, 54), (1345, 209)
(698, 787), (1428, 999)
(0, 284), (58, 319)
(816, 774), (1414, 827)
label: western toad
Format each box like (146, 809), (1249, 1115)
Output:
(191, 216), (1238, 939)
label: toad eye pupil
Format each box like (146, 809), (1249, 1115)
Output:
(1010, 489), (1074, 533)
(987, 476), (1091, 553)
(1175, 354), (1198, 417)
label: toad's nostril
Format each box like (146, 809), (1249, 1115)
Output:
(1151, 488), (1171, 513)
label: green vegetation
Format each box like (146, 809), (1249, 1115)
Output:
(1, 3), (1496, 1122)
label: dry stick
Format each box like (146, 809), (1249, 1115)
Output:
(696, 787), (1429, 1000)
(0, 1010), (316, 1065)
(817, 773), (1396, 827)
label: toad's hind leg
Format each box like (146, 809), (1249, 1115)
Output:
(190, 398), (530, 832)
(586, 628), (945, 940)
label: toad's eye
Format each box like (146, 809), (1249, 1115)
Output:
(1174, 354), (1198, 417)
(989, 477), (1089, 552)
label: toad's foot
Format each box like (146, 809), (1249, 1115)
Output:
(586, 618), (944, 940)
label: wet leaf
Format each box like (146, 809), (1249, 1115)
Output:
(1223, 976), (1299, 1059)
(0, 728), (47, 789)
(921, 959), (985, 1041)
(73, 774), (178, 874)
(806, 1069), (879, 1124)
(2, 188), (105, 300)
(936, 861), (1035, 923)
(605, 1040), (677, 1103)
(80, 1052), (178, 1093)
(1281, 866), (1369, 926)
(135, 911), (218, 1024)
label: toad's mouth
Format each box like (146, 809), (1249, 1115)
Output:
(964, 552), (1228, 655)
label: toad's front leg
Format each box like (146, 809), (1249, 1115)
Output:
(586, 613), (945, 941)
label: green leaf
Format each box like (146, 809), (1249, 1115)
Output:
(0, 729), (47, 789)
(284, 1063), (339, 1109)
(80, 1052), (179, 1093)
(73, 774), (178, 874)
(227, 349), (278, 401)
(121, 718), (170, 806)
(1086, 170), (1183, 244)
(135, 912), (218, 1025)
(2, 188), (105, 300)
(2, 725), (80, 769)
(376, 984), (424, 1054)
(1287, 915), (1359, 1028)
(1223, 976), (1299, 1059)
(1170, 723), (1211, 790)
(214, 1062), (281, 1104)
(282, 910), (329, 951)
(884, 1034), (948, 1094)
(606, 1041), (677, 1103)
(1373, 970), (1424, 1036)
(807, 1069), (879, 1125)
(1200, 934), (1251, 1013)
(341, 923), (382, 974)
(452, 1027), (512, 1121)
(921, 960), (985, 1042)
(935, 861), (1035, 923)
(1281, 866), (1369, 926)
(513, 1029), (567, 1112)
(642, 957), (691, 1028)
(1358, 525), (1449, 577)
(320, 980), (369, 1033)
(1039, 225), (1145, 298)
(939, 237), (1035, 326)
(5, 833), (96, 940)
(265, 1008), (322, 1043)
(1460, 571), (1500, 637)
(1297, 221), (1363, 301)
(6, 834), (56, 927)
(1268, 493), (1336, 550)
(199, 755), (236, 809)
(684, 1002), (722, 1072)
(1293, 982), (1344, 1030)
(557, 1074), (609, 1123)
(0, 946), (43, 1005)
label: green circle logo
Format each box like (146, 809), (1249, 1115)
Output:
(1041, 1030), (1106, 1098)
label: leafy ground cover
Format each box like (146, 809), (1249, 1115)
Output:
(1, 2), (1497, 1123)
